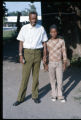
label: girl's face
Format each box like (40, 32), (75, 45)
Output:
(50, 28), (57, 39)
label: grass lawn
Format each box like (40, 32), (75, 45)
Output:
(3, 30), (17, 43)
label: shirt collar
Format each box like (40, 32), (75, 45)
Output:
(29, 23), (38, 29)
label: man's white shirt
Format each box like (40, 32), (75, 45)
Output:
(17, 23), (48, 49)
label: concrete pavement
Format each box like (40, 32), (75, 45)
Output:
(3, 60), (81, 119)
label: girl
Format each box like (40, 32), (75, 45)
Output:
(47, 24), (67, 102)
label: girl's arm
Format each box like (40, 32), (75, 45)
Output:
(42, 42), (47, 64)
(47, 46), (50, 52)
(62, 40), (67, 71)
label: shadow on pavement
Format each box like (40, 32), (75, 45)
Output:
(23, 83), (51, 103)
(39, 83), (51, 99)
(63, 67), (81, 99)
(19, 67), (81, 103)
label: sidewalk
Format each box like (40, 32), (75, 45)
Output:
(3, 41), (81, 119)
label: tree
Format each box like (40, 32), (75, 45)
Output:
(25, 3), (37, 15)
(7, 3), (37, 16)
(3, 2), (8, 17)
(16, 12), (22, 34)
(7, 11), (18, 16)
(3, 2), (8, 25)
(41, 1), (81, 62)
(21, 10), (29, 16)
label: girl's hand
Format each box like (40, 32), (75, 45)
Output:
(63, 64), (66, 71)
(43, 56), (46, 64)
(63, 61), (67, 71)
(44, 64), (48, 72)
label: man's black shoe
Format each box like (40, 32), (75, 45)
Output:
(32, 98), (41, 104)
(13, 101), (23, 106)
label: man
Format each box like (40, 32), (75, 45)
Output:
(13, 11), (48, 106)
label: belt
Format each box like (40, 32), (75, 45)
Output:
(24, 48), (43, 51)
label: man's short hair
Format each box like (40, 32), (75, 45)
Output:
(29, 11), (38, 16)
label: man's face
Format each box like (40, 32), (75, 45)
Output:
(29, 14), (37, 26)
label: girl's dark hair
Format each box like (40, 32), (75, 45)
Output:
(50, 24), (58, 32)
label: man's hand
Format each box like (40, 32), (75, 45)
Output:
(19, 41), (23, 64)
(19, 55), (24, 64)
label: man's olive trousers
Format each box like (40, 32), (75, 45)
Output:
(17, 48), (41, 102)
